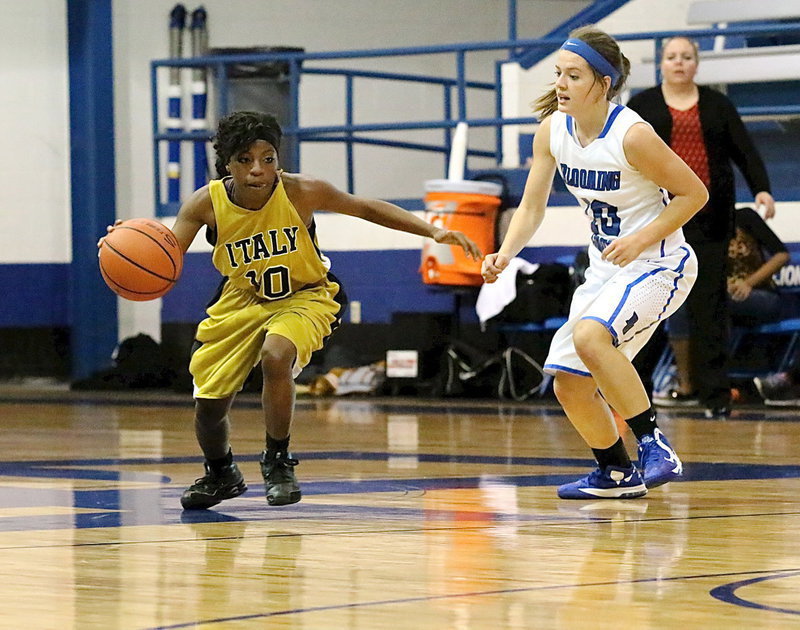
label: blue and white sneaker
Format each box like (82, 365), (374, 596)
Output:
(638, 427), (683, 488)
(557, 465), (647, 500)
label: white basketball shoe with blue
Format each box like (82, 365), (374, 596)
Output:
(557, 465), (647, 500)
(638, 427), (683, 488)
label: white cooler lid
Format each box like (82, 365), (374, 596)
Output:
(424, 179), (502, 197)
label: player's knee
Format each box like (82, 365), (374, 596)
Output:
(195, 396), (231, 425)
(572, 319), (612, 367)
(260, 342), (296, 379)
(552, 372), (572, 405)
(554, 371), (595, 404)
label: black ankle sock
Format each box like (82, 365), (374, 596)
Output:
(592, 437), (631, 470)
(266, 434), (290, 458)
(625, 407), (658, 441)
(207, 449), (233, 473)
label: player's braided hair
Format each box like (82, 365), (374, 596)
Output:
(213, 111), (283, 178)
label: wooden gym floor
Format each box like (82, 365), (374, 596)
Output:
(0, 387), (799, 629)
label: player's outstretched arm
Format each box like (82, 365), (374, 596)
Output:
(302, 177), (483, 260)
(97, 187), (210, 255)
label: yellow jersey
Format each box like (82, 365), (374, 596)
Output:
(207, 176), (331, 300)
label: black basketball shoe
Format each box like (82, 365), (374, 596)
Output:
(181, 461), (247, 510)
(260, 450), (301, 506)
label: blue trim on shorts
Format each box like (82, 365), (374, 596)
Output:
(580, 315), (618, 344)
(654, 245), (691, 322)
(606, 268), (661, 328)
(620, 245), (692, 344)
(544, 363), (592, 377)
(599, 245), (692, 346)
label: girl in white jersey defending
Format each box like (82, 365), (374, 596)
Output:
(482, 26), (708, 499)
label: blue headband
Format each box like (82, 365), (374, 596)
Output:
(560, 38), (621, 86)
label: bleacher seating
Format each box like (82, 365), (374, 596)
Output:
(728, 318), (800, 378)
(686, 0), (800, 25)
(628, 1), (800, 89)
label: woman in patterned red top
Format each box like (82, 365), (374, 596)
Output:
(627, 36), (775, 418)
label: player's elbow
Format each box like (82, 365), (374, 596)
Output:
(686, 182), (709, 215)
(698, 184), (710, 207)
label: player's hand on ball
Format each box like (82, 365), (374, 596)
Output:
(97, 220), (124, 249)
(98, 218), (183, 301)
(482, 253), (510, 284)
(432, 228), (483, 260)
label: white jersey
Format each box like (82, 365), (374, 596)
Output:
(550, 103), (685, 265)
(543, 103), (697, 377)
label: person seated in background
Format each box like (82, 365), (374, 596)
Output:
(727, 206), (789, 327)
(656, 206), (789, 407)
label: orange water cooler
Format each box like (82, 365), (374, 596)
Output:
(420, 179), (502, 286)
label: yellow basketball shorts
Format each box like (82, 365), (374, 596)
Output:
(190, 277), (345, 399)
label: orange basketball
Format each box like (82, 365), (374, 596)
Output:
(98, 218), (184, 301)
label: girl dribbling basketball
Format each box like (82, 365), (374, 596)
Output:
(166, 112), (481, 510)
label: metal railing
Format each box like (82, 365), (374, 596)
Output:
(151, 21), (800, 215)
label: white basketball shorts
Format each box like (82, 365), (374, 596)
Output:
(544, 244), (697, 376)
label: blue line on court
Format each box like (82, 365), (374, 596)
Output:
(709, 570), (800, 616)
(145, 567), (800, 629)
(4, 450), (800, 477)
(0, 452), (798, 532)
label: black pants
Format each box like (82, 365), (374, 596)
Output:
(632, 321), (666, 398)
(683, 239), (731, 408)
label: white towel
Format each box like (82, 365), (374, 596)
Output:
(475, 257), (539, 329)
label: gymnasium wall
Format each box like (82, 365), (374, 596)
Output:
(0, 2), (71, 268)
(2, 0), (799, 377)
(0, 0), (588, 333)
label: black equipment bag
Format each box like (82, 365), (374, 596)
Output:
(497, 263), (572, 323)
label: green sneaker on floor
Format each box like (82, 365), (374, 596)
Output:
(260, 450), (301, 506)
(181, 461), (247, 510)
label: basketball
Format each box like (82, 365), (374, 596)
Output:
(98, 218), (184, 301)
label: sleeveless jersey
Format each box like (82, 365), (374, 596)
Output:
(208, 177), (331, 300)
(550, 103), (684, 261)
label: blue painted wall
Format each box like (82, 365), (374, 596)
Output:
(163, 249), (460, 325)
